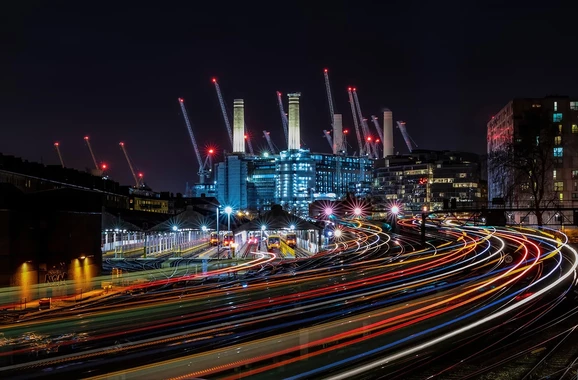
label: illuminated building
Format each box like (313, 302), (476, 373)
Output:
(487, 96), (578, 224)
(373, 150), (486, 213)
(127, 187), (169, 213)
(214, 150), (373, 217)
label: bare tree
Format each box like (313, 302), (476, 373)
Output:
(489, 109), (561, 226)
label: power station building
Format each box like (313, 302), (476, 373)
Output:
(214, 150), (373, 216)
(213, 91), (374, 216)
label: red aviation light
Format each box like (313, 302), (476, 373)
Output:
(119, 142), (124, 146)
(347, 87), (352, 91)
(323, 68), (328, 73)
(212, 78), (217, 83)
(138, 173), (143, 178)
(178, 98), (184, 103)
(101, 163), (108, 170)
(54, 142), (59, 146)
(84, 136), (89, 140)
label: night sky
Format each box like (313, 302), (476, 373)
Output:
(2, 1), (577, 193)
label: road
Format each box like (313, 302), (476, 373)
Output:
(0, 219), (577, 379)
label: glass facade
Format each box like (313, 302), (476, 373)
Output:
(215, 150), (374, 217)
(275, 149), (315, 216)
(215, 155), (248, 210)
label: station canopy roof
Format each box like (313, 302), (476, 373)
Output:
(103, 206), (226, 232)
(233, 204), (322, 233)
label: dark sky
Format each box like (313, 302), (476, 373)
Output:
(2, 1), (577, 193)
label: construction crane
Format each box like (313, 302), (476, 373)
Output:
(396, 121), (418, 153)
(245, 133), (255, 156)
(323, 69), (335, 129)
(53, 142), (65, 168)
(178, 97), (212, 184)
(212, 78), (234, 148)
(370, 115), (384, 143)
(347, 88), (364, 156)
(119, 142), (143, 187)
(83, 136), (99, 171)
(263, 130), (276, 154)
(323, 130), (333, 150)
(352, 89), (376, 158)
(276, 91), (289, 147)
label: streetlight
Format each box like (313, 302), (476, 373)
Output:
(390, 205), (400, 233)
(224, 206), (233, 233)
(354, 207), (362, 217)
(216, 206), (220, 258)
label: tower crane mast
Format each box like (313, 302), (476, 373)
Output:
(323, 69), (335, 128)
(347, 88), (364, 156)
(396, 121), (418, 153)
(352, 89), (376, 158)
(276, 91), (289, 147)
(119, 142), (142, 187)
(53, 142), (65, 168)
(212, 78), (234, 148)
(370, 115), (384, 142)
(245, 134), (255, 156)
(178, 98), (211, 184)
(323, 130), (333, 150)
(263, 131), (276, 154)
(83, 136), (99, 171)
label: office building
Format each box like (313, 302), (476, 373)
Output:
(487, 96), (578, 224)
(373, 150), (486, 213)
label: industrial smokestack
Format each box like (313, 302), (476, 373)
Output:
(382, 109), (393, 157)
(233, 99), (245, 153)
(287, 93), (301, 150)
(333, 114), (343, 155)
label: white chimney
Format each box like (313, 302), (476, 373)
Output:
(233, 99), (245, 153)
(383, 109), (393, 157)
(287, 93), (301, 150)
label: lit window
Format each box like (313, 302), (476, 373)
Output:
(571, 101), (578, 111)
(553, 170), (557, 179)
(554, 101), (558, 111)
(553, 113), (563, 122)
(572, 124), (578, 133)
(559, 124), (563, 134)
(554, 147), (563, 157)
(559, 193), (564, 201)
(554, 181), (564, 191)
(555, 136), (562, 145)
(572, 170), (578, 179)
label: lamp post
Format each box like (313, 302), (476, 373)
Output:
(224, 206), (232, 233)
(390, 205), (399, 234)
(216, 206), (220, 259)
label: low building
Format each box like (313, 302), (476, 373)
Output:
(0, 185), (103, 299)
(373, 150), (486, 213)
